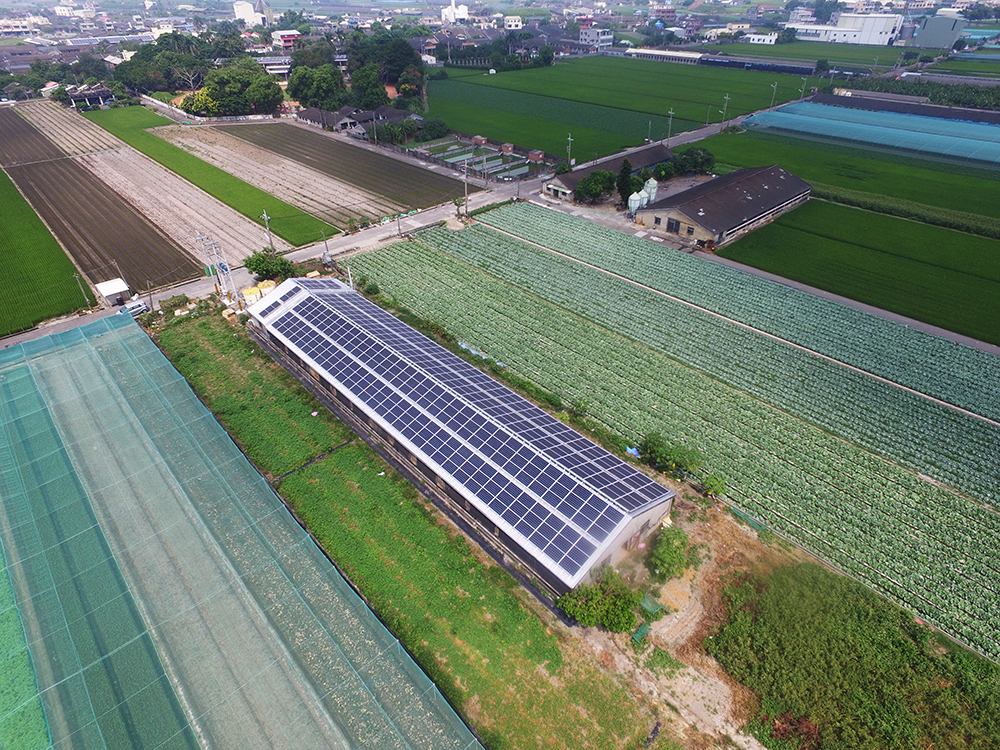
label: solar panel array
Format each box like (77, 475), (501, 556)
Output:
(252, 279), (673, 588)
(66, 34), (154, 45)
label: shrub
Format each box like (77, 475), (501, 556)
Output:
(556, 569), (642, 632)
(645, 526), (690, 582)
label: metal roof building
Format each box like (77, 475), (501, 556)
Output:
(248, 278), (674, 594)
(635, 165), (811, 249)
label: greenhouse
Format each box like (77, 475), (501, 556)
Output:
(745, 101), (1000, 165)
(0, 315), (480, 750)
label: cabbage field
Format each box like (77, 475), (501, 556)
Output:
(348, 207), (1000, 662)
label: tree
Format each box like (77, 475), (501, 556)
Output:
(702, 475), (726, 498)
(616, 158), (634, 205)
(815, 58), (829, 74)
(574, 169), (616, 203)
(244, 250), (296, 281)
(419, 117), (448, 140)
(288, 64), (347, 110)
(396, 65), (423, 99)
(673, 147), (715, 175)
(776, 27), (798, 44)
(50, 86), (71, 105)
(350, 62), (390, 109)
(537, 45), (555, 66)
(246, 75), (283, 114)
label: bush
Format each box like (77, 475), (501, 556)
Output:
(243, 250), (296, 282)
(637, 432), (704, 476)
(645, 527), (690, 582)
(556, 569), (642, 632)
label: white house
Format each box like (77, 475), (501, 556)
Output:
(503, 15), (523, 29)
(745, 32), (778, 43)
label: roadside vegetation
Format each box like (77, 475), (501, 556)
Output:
(84, 107), (336, 245)
(0, 168), (93, 337)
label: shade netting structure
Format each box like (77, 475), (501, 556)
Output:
(0, 314), (481, 750)
(744, 101), (1000, 165)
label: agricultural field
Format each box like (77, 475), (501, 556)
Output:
(930, 57), (1000, 77)
(0, 563), (48, 750)
(478, 202), (1000, 421)
(719, 200), (1000, 345)
(0, 107), (199, 290)
(429, 57), (821, 155)
(348, 219), (1000, 662)
(157, 311), (675, 750)
(17, 102), (291, 259)
(0, 168), (93, 338)
(218, 122), (471, 210)
(85, 107), (335, 245)
(412, 222), (1000, 505)
(699, 129), (1000, 220)
(696, 40), (892, 68)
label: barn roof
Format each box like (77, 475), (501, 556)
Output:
(643, 165), (811, 234)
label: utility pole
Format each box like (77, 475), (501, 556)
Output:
(463, 158), (469, 218)
(706, 103), (711, 126)
(799, 77), (808, 100)
(647, 119), (651, 142)
(322, 228), (329, 255)
(566, 132), (573, 166)
(666, 108), (674, 148)
(147, 280), (153, 312)
(261, 209), (275, 254)
(770, 81), (778, 109)
(719, 93), (730, 133)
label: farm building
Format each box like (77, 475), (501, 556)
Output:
(544, 141), (673, 200)
(248, 278), (675, 595)
(635, 165), (810, 248)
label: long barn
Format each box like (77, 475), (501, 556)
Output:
(248, 278), (674, 595)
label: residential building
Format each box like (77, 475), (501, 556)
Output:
(544, 142), (673, 200)
(503, 15), (523, 29)
(745, 32), (778, 43)
(786, 12), (903, 44)
(271, 29), (301, 50)
(635, 165), (810, 248)
(579, 27), (613, 46)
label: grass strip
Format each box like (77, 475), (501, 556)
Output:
(84, 107), (337, 245)
(156, 310), (660, 750)
(0, 168), (93, 337)
(718, 201), (1000, 345)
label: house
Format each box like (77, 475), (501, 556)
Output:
(504, 15), (523, 29)
(634, 165), (810, 249)
(745, 32), (778, 43)
(544, 142), (673, 200)
(271, 29), (301, 51)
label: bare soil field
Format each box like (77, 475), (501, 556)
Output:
(16, 100), (122, 155)
(157, 125), (403, 227)
(218, 123), (469, 209)
(0, 107), (199, 288)
(9, 103), (288, 281)
(77, 148), (291, 259)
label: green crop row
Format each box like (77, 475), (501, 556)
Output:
(0, 168), (93, 337)
(695, 40), (893, 66)
(812, 183), (1000, 239)
(84, 107), (337, 245)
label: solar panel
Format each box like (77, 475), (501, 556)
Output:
(252, 280), (673, 586)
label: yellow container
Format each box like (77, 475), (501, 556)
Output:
(242, 286), (261, 303)
(258, 279), (277, 296)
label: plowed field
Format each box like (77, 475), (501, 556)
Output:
(216, 123), (470, 208)
(0, 106), (207, 290)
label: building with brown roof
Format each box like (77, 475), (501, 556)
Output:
(634, 165), (810, 249)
